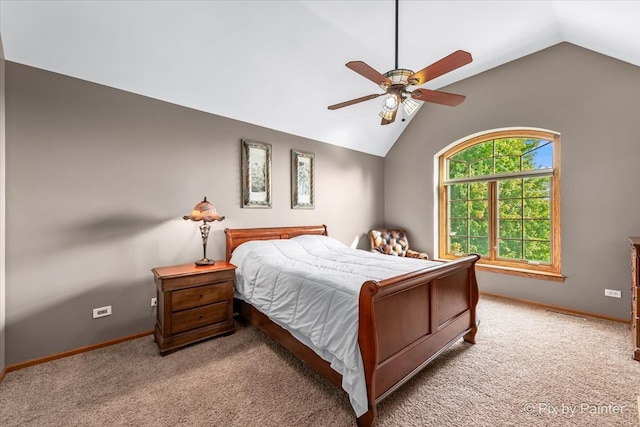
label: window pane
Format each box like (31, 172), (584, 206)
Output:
(495, 155), (521, 173)
(495, 139), (522, 156)
(521, 140), (539, 170)
(469, 237), (489, 256)
(524, 177), (550, 198)
(499, 199), (522, 218)
(450, 201), (468, 218)
(450, 183), (468, 200)
(524, 240), (551, 263)
(524, 198), (550, 219)
(524, 219), (550, 240)
(498, 179), (523, 199)
(449, 160), (468, 179)
(453, 141), (493, 163)
(450, 236), (467, 255)
(450, 218), (468, 236)
(470, 200), (488, 220)
(470, 219), (488, 237)
(499, 239), (522, 259)
(525, 140), (553, 169)
(499, 219), (522, 239)
(470, 158), (493, 177)
(469, 181), (488, 199)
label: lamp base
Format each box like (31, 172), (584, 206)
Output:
(195, 258), (215, 266)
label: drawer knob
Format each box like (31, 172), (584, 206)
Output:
(199, 294), (203, 299)
(199, 314), (204, 319)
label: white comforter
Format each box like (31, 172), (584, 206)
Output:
(230, 234), (441, 417)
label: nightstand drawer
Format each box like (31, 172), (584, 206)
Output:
(171, 282), (231, 312)
(171, 301), (228, 334)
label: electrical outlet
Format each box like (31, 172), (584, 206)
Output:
(151, 297), (157, 307)
(92, 305), (112, 319)
(605, 289), (622, 298)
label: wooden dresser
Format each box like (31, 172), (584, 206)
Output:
(152, 261), (236, 356)
(630, 237), (640, 361)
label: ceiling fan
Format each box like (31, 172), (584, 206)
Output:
(328, 0), (473, 125)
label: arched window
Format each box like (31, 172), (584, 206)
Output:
(438, 129), (563, 281)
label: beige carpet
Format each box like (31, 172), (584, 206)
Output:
(2, 294), (640, 427)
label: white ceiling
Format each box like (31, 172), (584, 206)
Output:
(1, 1), (639, 156)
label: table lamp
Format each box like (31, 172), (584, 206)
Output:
(183, 196), (225, 265)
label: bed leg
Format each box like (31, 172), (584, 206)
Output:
(463, 316), (479, 344)
(463, 328), (477, 344)
(356, 407), (376, 427)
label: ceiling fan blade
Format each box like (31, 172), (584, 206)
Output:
(327, 93), (383, 110)
(346, 61), (392, 87)
(408, 50), (472, 86)
(410, 88), (466, 106)
(381, 108), (397, 125)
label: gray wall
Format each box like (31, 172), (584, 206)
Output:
(4, 62), (384, 365)
(385, 42), (640, 320)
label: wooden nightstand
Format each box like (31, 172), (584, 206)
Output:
(152, 261), (236, 356)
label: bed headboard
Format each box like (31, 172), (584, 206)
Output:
(224, 225), (328, 262)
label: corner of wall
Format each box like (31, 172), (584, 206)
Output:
(0, 32), (7, 374)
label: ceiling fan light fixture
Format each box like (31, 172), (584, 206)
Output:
(379, 107), (395, 121)
(382, 94), (399, 111)
(401, 97), (419, 115)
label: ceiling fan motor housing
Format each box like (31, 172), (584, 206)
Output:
(379, 69), (415, 90)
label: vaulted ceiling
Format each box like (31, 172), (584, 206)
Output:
(1, 1), (639, 156)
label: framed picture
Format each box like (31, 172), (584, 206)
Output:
(291, 149), (314, 209)
(241, 139), (272, 208)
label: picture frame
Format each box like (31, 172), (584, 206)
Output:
(291, 149), (314, 209)
(241, 139), (272, 208)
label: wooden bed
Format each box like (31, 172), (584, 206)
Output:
(224, 225), (480, 427)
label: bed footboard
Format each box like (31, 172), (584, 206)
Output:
(357, 254), (480, 426)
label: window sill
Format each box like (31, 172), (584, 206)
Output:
(475, 263), (565, 282)
(435, 258), (565, 282)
